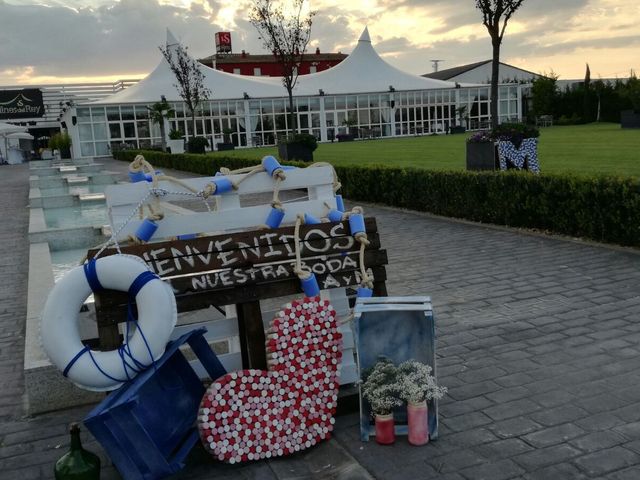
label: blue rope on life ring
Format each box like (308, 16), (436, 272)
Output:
(62, 262), (159, 382)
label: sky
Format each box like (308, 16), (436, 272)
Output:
(0, 0), (638, 86)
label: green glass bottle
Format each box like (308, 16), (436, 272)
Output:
(54, 423), (101, 480)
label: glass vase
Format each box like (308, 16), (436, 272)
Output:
(374, 413), (395, 445)
(407, 400), (429, 446)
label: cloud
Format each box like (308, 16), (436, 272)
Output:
(0, 0), (227, 82)
(0, 0), (638, 83)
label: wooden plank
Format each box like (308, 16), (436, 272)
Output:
(96, 266), (387, 323)
(87, 220), (381, 278)
(105, 166), (335, 207)
(236, 301), (266, 370)
(110, 199), (337, 241)
(168, 250), (388, 295)
(89, 218), (379, 260)
(96, 250), (387, 309)
(94, 295), (122, 350)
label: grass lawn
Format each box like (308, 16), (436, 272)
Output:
(208, 123), (640, 177)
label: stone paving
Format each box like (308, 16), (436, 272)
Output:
(2, 158), (640, 479)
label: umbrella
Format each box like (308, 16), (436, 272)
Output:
(0, 123), (28, 163)
(0, 122), (27, 135)
(5, 132), (34, 140)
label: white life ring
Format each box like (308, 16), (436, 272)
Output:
(41, 254), (177, 391)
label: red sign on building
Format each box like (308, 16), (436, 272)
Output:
(215, 32), (232, 54)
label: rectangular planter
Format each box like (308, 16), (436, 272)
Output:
(621, 110), (640, 129)
(167, 139), (184, 154)
(216, 143), (235, 151)
(278, 143), (313, 162)
(466, 142), (497, 171)
(337, 135), (355, 142)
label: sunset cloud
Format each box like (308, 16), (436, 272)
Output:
(0, 0), (637, 85)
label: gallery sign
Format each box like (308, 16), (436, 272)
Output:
(0, 89), (44, 119)
(215, 31), (232, 53)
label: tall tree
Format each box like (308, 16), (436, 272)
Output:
(530, 72), (558, 119)
(250, 0), (315, 135)
(147, 97), (175, 152)
(583, 63), (591, 121)
(475, 0), (526, 129)
(159, 42), (211, 139)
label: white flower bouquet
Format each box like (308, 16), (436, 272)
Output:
(396, 360), (447, 405)
(361, 359), (403, 416)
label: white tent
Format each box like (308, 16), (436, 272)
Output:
(98, 27), (456, 105)
(5, 132), (34, 140)
(0, 122), (28, 164)
(0, 122), (27, 135)
(292, 28), (455, 95)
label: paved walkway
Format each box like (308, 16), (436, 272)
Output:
(2, 158), (640, 479)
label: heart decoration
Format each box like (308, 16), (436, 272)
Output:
(197, 296), (343, 463)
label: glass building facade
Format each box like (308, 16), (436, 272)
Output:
(75, 84), (522, 157)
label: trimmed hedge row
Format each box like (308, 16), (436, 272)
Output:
(113, 150), (640, 247)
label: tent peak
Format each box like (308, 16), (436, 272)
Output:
(358, 26), (371, 43)
(166, 28), (179, 48)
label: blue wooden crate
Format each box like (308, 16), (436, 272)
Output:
(353, 296), (439, 442)
(84, 328), (226, 480)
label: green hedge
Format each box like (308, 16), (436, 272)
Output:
(114, 150), (640, 247)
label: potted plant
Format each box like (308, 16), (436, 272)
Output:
(187, 136), (209, 154)
(450, 106), (468, 134)
(397, 360), (447, 446)
(338, 117), (358, 141)
(361, 359), (402, 445)
(167, 129), (184, 154)
(49, 132), (72, 159)
(466, 130), (496, 170)
(217, 128), (235, 151)
(493, 123), (540, 173)
(277, 133), (317, 162)
(620, 80), (640, 128)
(147, 99), (175, 152)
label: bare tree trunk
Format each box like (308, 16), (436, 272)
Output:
(491, 39), (500, 129)
(288, 90), (296, 135)
(159, 119), (167, 152)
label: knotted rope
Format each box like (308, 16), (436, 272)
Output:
(293, 214), (312, 282)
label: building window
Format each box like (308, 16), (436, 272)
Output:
(253, 67), (261, 76)
(233, 68), (241, 75)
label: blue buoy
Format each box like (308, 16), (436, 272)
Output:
(327, 209), (343, 222)
(135, 218), (159, 242)
(335, 194), (345, 212)
(349, 213), (366, 236)
(143, 170), (163, 182)
(301, 273), (320, 297)
(357, 286), (373, 298)
(177, 233), (197, 240)
(265, 207), (285, 229)
(262, 156), (283, 177)
(128, 171), (147, 183)
(212, 177), (233, 194)
(304, 213), (321, 225)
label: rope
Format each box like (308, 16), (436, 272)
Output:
(63, 269), (159, 381)
(359, 241), (373, 289)
(272, 176), (283, 209)
(92, 189), (155, 259)
(233, 166), (262, 188)
(308, 162), (341, 193)
(292, 214), (311, 280)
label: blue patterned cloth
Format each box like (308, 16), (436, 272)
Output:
(497, 138), (540, 173)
